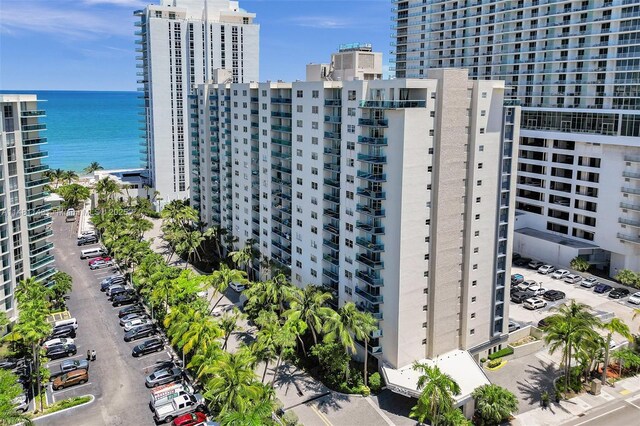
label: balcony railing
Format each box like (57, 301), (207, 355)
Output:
(355, 287), (383, 304)
(28, 216), (52, 230)
(358, 118), (388, 127)
(323, 223), (339, 235)
(356, 237), (384, 251)
(621, 186), (640, 195)
(359, 100), (426, 109)
(357, 154), (387, 164)
(356, 188), (386, 200)
(30, 254), (55, 270)
(324, 99), (342, 106)
(355, 221), (385, 234)
(617, 233), (640, 244)
(619, 218), (640, 228)
(356, 270), (384, 287)
(357, 171), (386, 182)
(620, 202), (640, 212)
(29, 242), (54, 257)
(28, 229), (53, 243)
(358, 136), (387, 145)
(324, 131), (341, 140)
(356, 253), (384, 269)
(322, 268), (339, 282)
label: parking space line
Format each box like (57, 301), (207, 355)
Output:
(46, 354), (86, 367)
(52, 382), (93, 395)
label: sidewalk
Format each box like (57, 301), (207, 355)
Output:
(513, 376), (640, 426)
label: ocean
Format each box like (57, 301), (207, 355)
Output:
(0, 90), (141, 173)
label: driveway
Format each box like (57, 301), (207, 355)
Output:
(37, 215), (170, 425)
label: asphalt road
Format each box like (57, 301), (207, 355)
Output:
(36, 216), (173, 426)
(562, 393), (640, 426)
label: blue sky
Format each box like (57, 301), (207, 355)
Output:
(0, 0), (391, 91)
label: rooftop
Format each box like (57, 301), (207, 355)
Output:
(516, 227), (599, 249)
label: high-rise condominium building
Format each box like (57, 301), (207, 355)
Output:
(0, 95), (56, 323)
(392, 0), (640, 275)
(189, 49), (520, 405)
(135, 0), (259, 205)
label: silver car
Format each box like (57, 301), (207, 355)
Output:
(145, 367), (183, 388)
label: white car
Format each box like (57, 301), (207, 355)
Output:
(229, 281), (245, 292)
(551, 269), (570, 279)
(563, 274), (582, 284)
(580, 277), (598, 288)
(628, 291), (640, 305)
(89, 259), (114, 270)
(42, 338), (75, 349)
(537, 265), (555, 275)
(517, 280), (538, 292)
(523, 297), (547, 310)
(124, 318), (153, 332)
(530, 287), (547, 297)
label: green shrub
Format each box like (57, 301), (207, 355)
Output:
(570, 256), (591, 272)
(282, 410), (299, 426)
(368, 372), (382, 393)
(614, 269), (639, 287)
(488, 347), (514, 360)
(487, 358), (503, 368)
(358, 385), (371, 396)
(480, 357), (487, 363)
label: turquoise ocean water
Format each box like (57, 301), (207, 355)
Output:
(0, 90), (141, 172)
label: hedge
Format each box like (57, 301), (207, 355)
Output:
(488, 347), (514, 360)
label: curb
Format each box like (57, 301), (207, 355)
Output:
(32, 394), (95, 422)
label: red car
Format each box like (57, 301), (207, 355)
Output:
(88, 256), (111, 265)
(172, 411), (207, 426)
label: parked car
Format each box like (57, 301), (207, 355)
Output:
(101, 279), (124, 292)
(594, 283), (613, 294)
(12, 394), (28, 413)
(537, 264), (556, 275)
(523, 297), (547, 310)
(108, 287), (135, 301)
(537, 317), (550, 329)
(152, 360), (180, 373)
(543, 289), (566, 301)
(192, 422), (218, 426)
(528, 260), (544, 269)
(132, 338), (164, 357)
(47, 325), (76, 340)
(119, 313), (149, 326)
(145, 367), (184, 388)
(229, 281), (245, 292)
(100, 275), (125, 287)
(153, 393), (205, 424)
(563, 274), (582, 284)
(60, 359), (89, 374)
(173, 412), (208, 426)
(0, 358), (23, 370)
(52, 368), (88, 391)
(118, 304), (146, 318)
(609, 288), (630, 299)
(628, 291), (640, 305)
(510, 291), (531, 304)
(551, 269), (570, 279)
(124, 324), (157, 342)
(77, 235), (98, 246)
(530, 287), (547, 297)
(88, 256), (111, 266)
(511, 274), (525, 286)
(150, 383), (195, 411)
(124, 318), (153, 332)
(46, 344), (77, 360)
(508, 320), (520, 333)
(580, 277), (598, 288)
(42, 338), (74, 349)
(517, 279), (538, 292)
(89, 259), (114, 270)
(514, 257), (531, 267)
(112, 293), (138, 307)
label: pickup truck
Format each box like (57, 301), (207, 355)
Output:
(149, 382), (195, 411)
(153, 393), (205, 423)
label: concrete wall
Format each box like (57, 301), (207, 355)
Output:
(507, 326), (544, 359)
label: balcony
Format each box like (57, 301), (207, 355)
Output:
(323, 193), (340, 204)
(356, 237), (384, 252)
(358, 118), (388, 127)
(322, 268), (339, 282)
(356, 302), (383, 320)
(29, 242), (54, 257)
(24, 165), (50, 175)
(25, 177), (50, 188)
(357, 153), (387, 164)
(323, 208), (340, 219)
(23, 137), (47, 146)
(324, 99), (341, 106)
(22, 123), (47, 132)
(27, 191), (48, 203)
(324, 131), (341, 140)
(27, 204), (52, 216)
(356, 187), (385, 200)
(30, 254), (55, 270)
(355, 221), (384, 234)
(28, 216), (52, 230)
(623, 171), (640, 180)
(620, 202), (640, 212)
(323, 162), (340, 172)
(621, 186), (640, 195)
(324, 115), (342, 124)
(357, 171), (386, 182)
(271, 125), (292, 132)
(356, 253), (384, 269)
(619, 218), (640, 228)
(323, 253), (339, 266)
(271, 97), (292, 104)
(355, 287), (383, 304)
(323, 223), (339, 235)
(21, 110), (46, 117)
(271, 111), (292, 118)
(617, 233), (640, 244)
(271, 138), (292, 147)
(358, 136), (387, 146)
(624, 155), (640, 163)
(323, 239), (340, 251)
(359, 100), (426, 109)
(34, 267), (57, 283)
(324, 147), (341, 156)
(356, 270), (383, 287)
(324, 178), (340, 188)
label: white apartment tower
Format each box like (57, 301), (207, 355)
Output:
(392, 0), (640, 275)
(135, 0), (259, 205)
(189, 52), (520, 380)
(0, 95), (56, 323)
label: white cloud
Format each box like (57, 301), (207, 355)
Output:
(82, 0), (147, 6)
(0, 2), (135, 39)
(287, 16), (355, 29)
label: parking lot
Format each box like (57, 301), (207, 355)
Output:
(37, 215), (177, 425)
(508, 264), (640, 341)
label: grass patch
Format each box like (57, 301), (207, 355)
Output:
(0, 342), (14, 358)
(511, 336), (538, 347)
(30, 396), (92, 418)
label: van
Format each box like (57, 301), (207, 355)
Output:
(54, 318), (78, 330)
(80, 247), (105, 259)
(65, 208), (76, 222)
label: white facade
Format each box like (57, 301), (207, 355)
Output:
(135, 0), (259, 205)
(189, 68), (520, 368)
(0, 95), (56, 323)
(306, 43), (384, 82)
(392, 0), (640, 276)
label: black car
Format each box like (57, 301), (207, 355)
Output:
(513, 257), (531, 267)
(132, 338), (164, 357)
(112, 292), (138, 307)
(108, 288), (135, 301)
(118, 304), (146, 318)
(0, 358), (23, 370)
(609, 288), (631, 299)
(47, 325), (76, 340)
(510, 291), (532, 303)
(124, 325), (157, 342)
(46, 344), (77, 360)
(543, 289), (566, 301)
(538, 318), (550, 329)
(77, 235), (98, 246)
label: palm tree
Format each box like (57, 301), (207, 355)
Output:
(472, 384), (519, 426)
(50, 168), (65, 189)
(254, 311), (280, 383)
(95, 177), (120, 205)
(48, 271), (73, 310)
(285, 285), (334, 346)
(324, 302), (361, 354)
(58, 183), (90, 209)
(0, 369), (33, 425)
(61, 170), (79, 184)
(439, 408), (471, 426)
(209, 265), (248, 312)
(218, 396), (275, 426)
(543, 300), (600, 393)
(230, 243), (254, 279)
(601, 318), (634, 385)
(353, 311), (378, 387)
(409, 363), (461, 426)
(270, 321), (298, 386)
(83, 161), (104, 174)
(220, 308), (244, 350)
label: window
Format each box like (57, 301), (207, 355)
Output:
(480, 128), (485, 134)
(311, 269), (317, 277)
(473, 264), (478, 270)
(345, 270), (352, 279)
(480, 110), (486, 116)
(477, 180), (482, 186)
(429, 129), (434, 136)
(297, 120), (303, 128)
(347, 125), (355, 133)
(296, 149), (303, 157)
(471, 296), (476, 302)
(478, 163), (483, 169)
(297, 164), (303, 171)
(348, 90), (356, 100)
(347, 108), (356, 116)
(474, 230), (480, 236)
(474, 247), (479, 253)
(424, 254), (429, 260)
(296, 261), (302, 268)
(311, 226), (317, 234)
(475, 214), (480, 220)
(345, 223), (353, 232)
(296, 105), (303, 113)
(347, 159), (354, 167)
(479, 145), (484, 152)
(312, 122), (318, 130)
(312, 137), (318, 145)
(472, 280), (477, 286)
(296, 247), (302, 255)
(347, 141), (355, 150)
(296, 219), (303, 226)
(311, 167), (318, 175)
(296, 90), (303, 98)
(471, 313), (476, 319)
(345, 239), (353, 248)
(312, 106), (319, 114)
(476, 197), (481, 203)
(311, 182), (318, 190)
(312, 90), (319, 98)
(346, 191), (353, 200)
(470, 329), (475, 335)
(481, 92), (487, 98)
(423, 271), (429, 277)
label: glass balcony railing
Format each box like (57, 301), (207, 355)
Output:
(322, 268), (339, 282)
(28, 216), (52, 230)
(356, 237), (384, 252)
(324, 178), (340, 188)
(33, 267), (57, 282)
(324, 131), (341, 140)
(29, 242), (54, 257)
(30, 254), (55, 270)
(357, 171), (386, 182)
(22, 123), (47, 132)
(324, 99), (342, 106)
(356, 204), (385, 217)
(357, 154), (387, 164)
(356, 253), (384, 269)
(22, 137), (47, 146)
(24, 165), (49, 175)
(323, 223), (339, 235)
(21, 110), (46, 117)
(358, 118), (388, 127)
(355, 287), (383, 304)
(356, 270), (384, 287)
(359, 100), (426, 109)
(358, 136), (387, 145)
(355, 221), (385, 234)
(356, 188), (385, 200)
